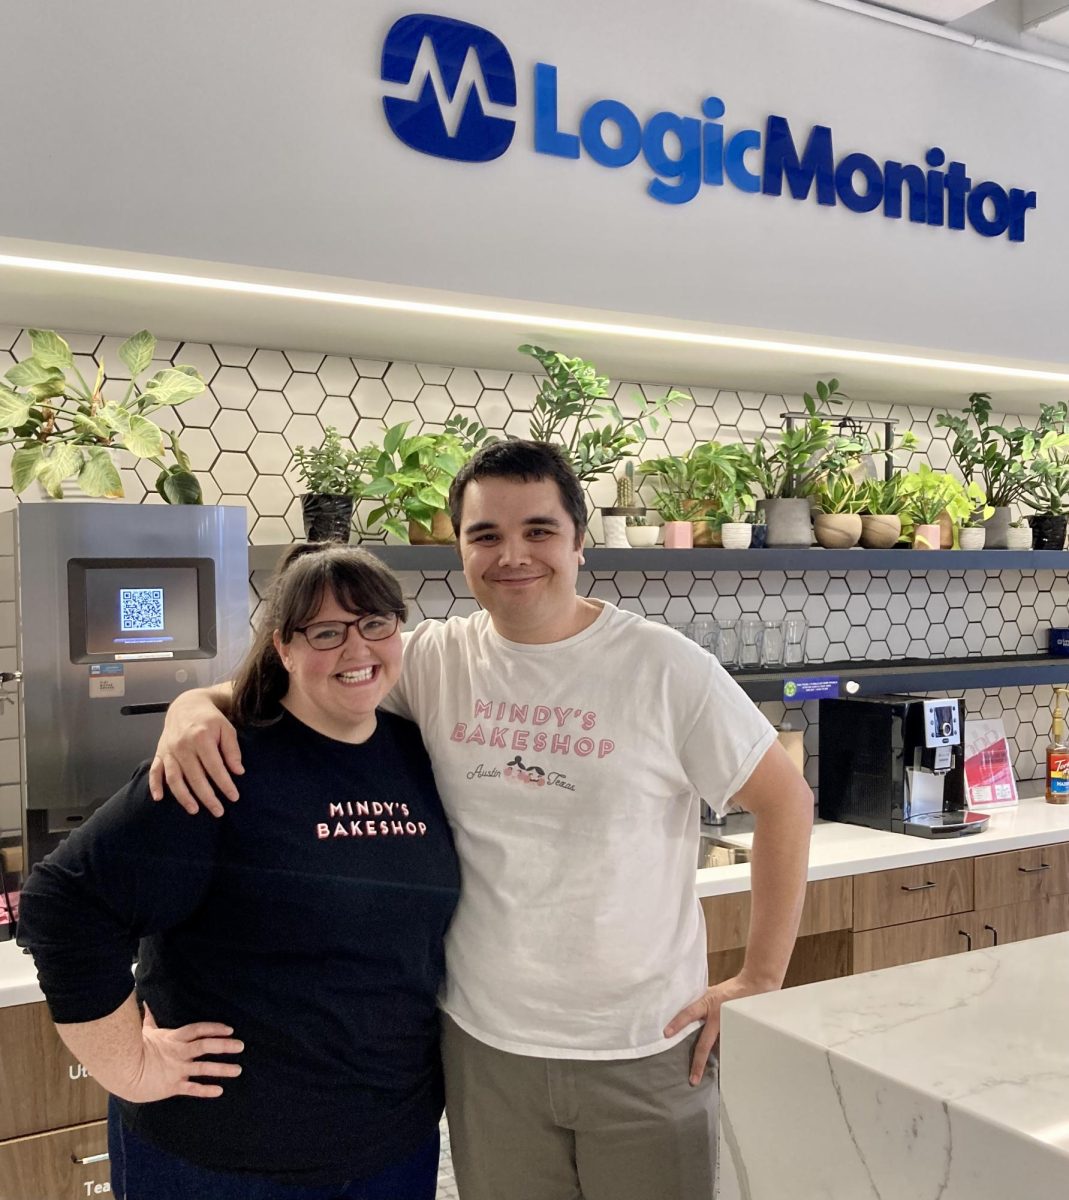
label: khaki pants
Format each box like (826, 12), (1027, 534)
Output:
(442, 1017), (718, 1200)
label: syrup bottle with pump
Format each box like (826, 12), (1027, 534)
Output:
(1045, 688), (1069, 805)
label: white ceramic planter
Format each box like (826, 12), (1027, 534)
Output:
(720, 522), (752, 549)
(625, 524), (659, 547)
(958, 527), (986, 550)
(1006, 526), (1033, 549)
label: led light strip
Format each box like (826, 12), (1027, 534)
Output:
(3, 251), (1068, 384)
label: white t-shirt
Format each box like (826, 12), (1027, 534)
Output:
(387, 601), (775, 1060)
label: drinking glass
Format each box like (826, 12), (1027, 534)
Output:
(738, 617), (763, 668)
(714, 620), (739, 668)
(690, 619), (717, 654)
(760, 620), (785, 666)
(782, 615), (808, 666)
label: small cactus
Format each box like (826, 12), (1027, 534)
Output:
(615, 461), (636, 509)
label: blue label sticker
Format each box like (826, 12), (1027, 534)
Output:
(783, 676), (839, 701)
(89, 664), (124, 677)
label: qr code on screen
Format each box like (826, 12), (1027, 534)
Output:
(120, 588), (165, 632)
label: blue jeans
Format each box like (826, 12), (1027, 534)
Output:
(108, 1098), (441, 1200)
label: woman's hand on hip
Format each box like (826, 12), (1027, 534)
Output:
(113, 1005), (244, 1103)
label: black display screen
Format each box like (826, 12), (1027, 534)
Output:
(68, 559), (216, 662)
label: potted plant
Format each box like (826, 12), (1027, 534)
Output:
(1020, 428), (1069, 549)
(361, 414), (495, 543)
(858, 476), (907, 548)
(291, 426), (377, 542)
(649, 492), (693, 548)
(899, 465), (991, 550)
(750, 379), (864, 547)
(1006, 518), (1033, 549)
(638, 441), (755, 547)
(935, 393), (1047, 548)
(601, 462), (646, 548)
(719, 495), (757, 549)
(0, 329), (205, 501)
(810, 475), (864, 548)
(624, 512), (659, 547)
(957, 509), (988, 550)
(519, 344), (686, 485)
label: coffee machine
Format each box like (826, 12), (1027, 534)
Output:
(818, 695), (989, 837)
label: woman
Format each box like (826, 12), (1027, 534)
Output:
(17, 544), (460, 1200)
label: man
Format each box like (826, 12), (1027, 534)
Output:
(151, 440), (813, 1200)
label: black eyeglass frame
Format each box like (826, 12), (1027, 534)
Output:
(293, 612), (402, 649)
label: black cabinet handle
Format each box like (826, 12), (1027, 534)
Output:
(984, 924), (999, 946)
(1017, 863), (1051, 874)
(901, 881), (936, 892)
(959, 930), (972, 950)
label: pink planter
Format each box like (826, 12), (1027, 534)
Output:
(913, 523), (941, 550)
(663, 521), (693, 548)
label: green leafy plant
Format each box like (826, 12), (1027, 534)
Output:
(0, 329), (206, 501)
(858, 474), (907, 517)
(935, 393), (1045, 509)
(291, 426), (377, 496)
(638, 441), (756, 529)
(812, 474), (866, 515)
(750, 379), (865, 499)
(519, 345), (686, 481)
(361, 414), (496, 541)
(899, 464), (992, 527)
(1020, 430), (1069, 516)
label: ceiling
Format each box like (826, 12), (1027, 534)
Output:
(2, 237), (1068, 414)
(867, 2), (990, 21)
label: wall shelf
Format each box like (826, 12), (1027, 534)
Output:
(247, 544), (1069, 574)
(733, 655), (1069, 702)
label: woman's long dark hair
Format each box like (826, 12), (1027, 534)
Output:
(232, 544), (408, 727)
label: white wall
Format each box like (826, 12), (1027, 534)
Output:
(3, 0), (1066, 362)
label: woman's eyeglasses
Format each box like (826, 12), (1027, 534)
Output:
(294, 612), (401, 650)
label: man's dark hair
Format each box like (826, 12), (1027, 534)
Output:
(448, 440), (587, 546)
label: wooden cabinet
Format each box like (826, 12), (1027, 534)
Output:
(703, 876), (853, 986)
(0, 1120), (109, 1200)
(973, 842), (1069, 909)
(703, 839), (1069, 989)
(848, 844), (1069, 977)
(0, 1003), (108, 1198)
(852, 858), (974, 931)
(853, 912), (975, 973)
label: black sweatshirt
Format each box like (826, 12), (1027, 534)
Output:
(17, 709), (460, 1186)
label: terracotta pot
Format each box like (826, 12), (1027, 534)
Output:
(691, 521), (722, 547)
(938, 509), (954, 549)
(813, 513), (862, 549)
(663, 521), (693, 548)
(720, 522), (752, 550)
(958, 527), (986, 550)
(913, 523), (941, 550)
(408, 511), (456, 545)
(859, 514), (901, 549)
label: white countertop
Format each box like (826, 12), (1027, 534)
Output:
(697, 792), (1069, 897)
(5, 796), (1069, 1008)
(718, 931), (1069, 1198)
(0, 937), (46, 1008)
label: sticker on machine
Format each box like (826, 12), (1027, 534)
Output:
(89, 663), (125, 698)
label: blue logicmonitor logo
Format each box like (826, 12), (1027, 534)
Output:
(381, 13), (516, 162)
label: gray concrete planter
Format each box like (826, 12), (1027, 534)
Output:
(758, 498), (813, 547)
